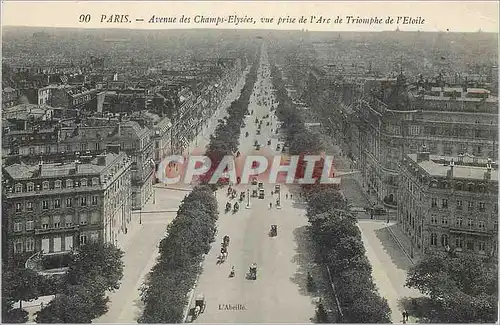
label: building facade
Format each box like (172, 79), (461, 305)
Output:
(354, 77), (498, 207)
(3, 120), (154, 209)
(3, 152), (132, 257)
(398, 148), (498, 257)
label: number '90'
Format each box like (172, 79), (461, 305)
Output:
(79, 14), (91, 23)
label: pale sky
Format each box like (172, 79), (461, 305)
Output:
(1, 1), (499, 33)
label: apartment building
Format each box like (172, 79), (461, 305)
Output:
(354, 76), (498, 207)
(398, 147), (498, 257)
(2, 152), (132, 257)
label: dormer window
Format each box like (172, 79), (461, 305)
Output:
(15, 184), (23, 193)
(66, 179), (73, 188)
(42, 181), (49, 190)
(27, 183), (34, 192)
(81, 179), (87, 187)
(55, 180), (62, 188)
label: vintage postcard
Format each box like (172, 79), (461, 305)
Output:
(1, 1), (498, 324)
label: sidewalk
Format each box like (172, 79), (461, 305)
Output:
(385, 222), (422, 265)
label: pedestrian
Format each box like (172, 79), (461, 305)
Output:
(290, 194), (292, 199)
(269, 202), (272, 209)
(286, 193), (289, 199)
(404, 310), (409, 321)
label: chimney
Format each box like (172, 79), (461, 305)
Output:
(447, 160), (454, 178)
(75, 160), (81, 174)
(38, 159), (43, 175)
(484, 158), (492, 180)
(106, 144), (120, 154)
(97, 154), (107, 166)
(416, 145), (430, 162)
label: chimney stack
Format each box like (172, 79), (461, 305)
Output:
(38, 159), (43, 175)
(484, 158), (492, 180)
(416, 145), (430, 162)
(447, 160), (454, 178)
(97, 154), (107, 166)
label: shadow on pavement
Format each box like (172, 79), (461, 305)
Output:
(290, 226), (339, 323)
(374, 226), (414, 271)
(398, 296), (436, 323)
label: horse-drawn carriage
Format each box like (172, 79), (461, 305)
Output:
(248, 263), (257, 280)
(252, 189), (258, 197)
(225, 202), (231, 213)
(233, 202), (239, 213)
(239, 191), (245, 202)
(191, 294), (206, 320)
(270, 225), (278, 237)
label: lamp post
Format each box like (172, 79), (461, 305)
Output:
(246, 188), (250, 209)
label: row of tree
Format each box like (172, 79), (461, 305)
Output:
(138, 186), (219, 323)
(270, 62), (392, 323)
(199, 54), (260, 187)
(405, 251), (498, 323)
(2, 242), (124, 323)
(138, 54), (260, 323)
(306, 188), (392, 323)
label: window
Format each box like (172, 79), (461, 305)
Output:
(468, 201), (474, 211)
(14, 222), (23, 232)
(42, 200), (49, 210)
(80, 197), (87, 206)
(15, 184), (22, 193)
(66, 179), (73, 188)
(26, 221), (34, 231)
(26, 201), (33, 211)
(53, 216), (61, 228)
(90, 232), (99, 242)
(441, 234), (449, 247)
(42, 181), (49, 190)
(80, 234), (87, 245)
(14, 239), (23, 254)
(466, 241), (474, 251)
(54, 199), (61, 208)
(455, 237), (464, 249)
(80, 213), (88, 225)
(478, 221), (486, 231)
(478, 241), (486, 252)
(430, 233), (437, 246)
(495, 204), (498, 213)
(92, 177), (99, 186)
(65, 215), (73, 227)
(431, 198), (437, 207)
(55, 180), (62, 188)
(455, 217), (463, 227)
(479, 202), (485, 212)
(441, 216), (448, 225)
(15, 203), (22, 212)
(92, 196), (98, 205)
(81, 179), (87, 187)
(456, 200), (463, 210)
(441, 199), (448, 208)
(494, 220), (498, 231)
(25, 238), (35, 252)
(91, 211), (99, 225)
(42, 217), (49, 229)
(66, 198), (72, 207)
(27, 183), (34, 192)
(29, 147), (35, 155)
(468, 219), (474, 229)
(66, 144), (71, 151)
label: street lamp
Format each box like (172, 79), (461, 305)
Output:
(246, 188), (251, 208)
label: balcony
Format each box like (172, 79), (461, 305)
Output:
(35, 225), (79, 235)
(449, 226), (493, 236)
